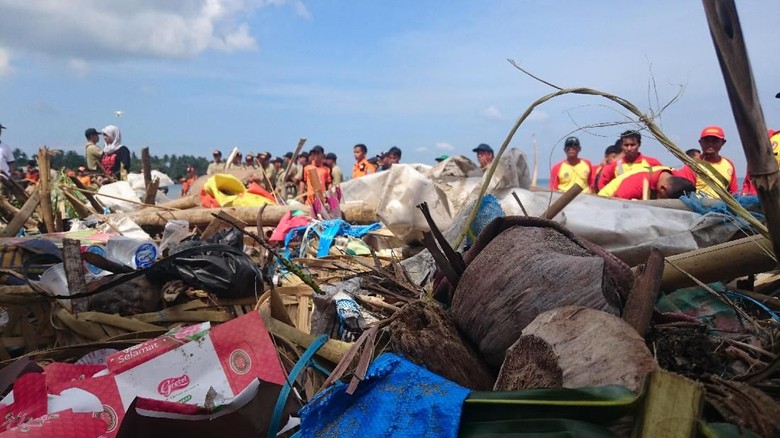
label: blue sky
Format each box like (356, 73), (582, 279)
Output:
(0, 1), (777, 177)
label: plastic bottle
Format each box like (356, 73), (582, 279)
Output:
(106, 236), (159, 269)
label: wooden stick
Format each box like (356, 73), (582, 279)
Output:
(541, 184), (582, 219)
(0, 191), (39, 237)
(140, 194), (198, 211)
(0, 197), (19, 222)
(0, 171), (29, 204)
(37, 146), (57, 232)
(61, 189), (92, 218)
(266, 317), (352, 364)
(141, 147), (152, 189)
(511, 191), (529, 217)
(62, 238), (88, 312)
(69, 176), (105, 212)
(285, 138), (307, 179)
(143, 177), (159, 206)
(703, 0), (780, 268)
(623, 248), (664, 338)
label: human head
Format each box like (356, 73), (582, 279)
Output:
(101, 125), (122, 148)
(604, 145), (621, 164)
(387, 146), (402, 165)
(272, 157), (283, 168)
(84, 128), (100, 143)
(325, 152), (337, 167)
(619, 130), (642, 162)
(685, 149), (701, 159)
(283, 152), (293, 164)
(212, 149), (222, 163)
(187, 165), (195, 174)
(698, 125), (726, 159)
(563, 137), (581, 160)
(309, 145), (325, 165)
(245, 153), (254, 165)
(354, 144), (368, 161)
(472, 143), (494, 168)
(0, 123), (5, 138)
(657, 173), (695, 199)
(298, 151), (309, 165)
(27, 159), (36, 168)
(232, 152), (242, 165)
(78, 165), (87, 174)
(259, 151), (271, 166)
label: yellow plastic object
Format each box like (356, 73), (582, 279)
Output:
(203, 173), (246, 207)
(233, 192), (275, 207)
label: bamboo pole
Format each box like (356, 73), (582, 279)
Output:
(36, 146), (57, 232)
(703, 0), (780, 268)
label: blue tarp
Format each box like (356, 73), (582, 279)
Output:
(299, 353), (470, 438)
(282, 219), (382, 259)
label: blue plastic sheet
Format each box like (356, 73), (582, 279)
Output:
(283, 219), (382, 259)
(299, 353), (470, 438)
(468, 194), (505, 245)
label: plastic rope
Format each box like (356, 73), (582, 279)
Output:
(268, 334), (329, 438)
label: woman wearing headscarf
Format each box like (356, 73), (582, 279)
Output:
(100, 125), (131, 180)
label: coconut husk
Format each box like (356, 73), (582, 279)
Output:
(704, 375), (780, 437)
(451, 217), (633, 366)
(494, 334), (562, 390)
(389, 300), (494, 390)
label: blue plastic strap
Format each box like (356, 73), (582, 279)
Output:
(268, 334), (329, 438)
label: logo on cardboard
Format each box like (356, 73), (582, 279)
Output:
(229, 349), (251, 375)
(97, 405), (118, 432)
(157, 374), (191, 397)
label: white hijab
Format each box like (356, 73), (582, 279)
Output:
(101, 125), (123, 155)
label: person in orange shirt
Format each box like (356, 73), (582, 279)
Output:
(300, 145), (332, 204)
(181, 166), (198, 196)
(76, 165), (92, 187)
(742, 129), (779, 196)
(352, 143), (376, 178)
(24, 160), (40, 186)
(550, 136), (593, 193)
(676, 126), (737, 197)
(598, 130), (662, 190)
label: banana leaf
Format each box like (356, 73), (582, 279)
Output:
(462, 385), (640, 425)
(459, 418), (617, 437)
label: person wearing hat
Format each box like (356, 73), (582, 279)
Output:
(742, 130), (780, 195)
(472, 143), (494, 171)
(325, 152), (343, 186)
(244, 153), (257, 170)
(84, 128), (103, 171)
(0, 123), (14, 175)
(676, 126), (738, 197)
(276, 152), (299, 199)
(550, 137), (593, 193)
(300, 145), (332, 204)
(207, 150), (225, 175)
(352, 144), (376, 179)
(597, 130), (662, 190)
(435, 155), (449, 163)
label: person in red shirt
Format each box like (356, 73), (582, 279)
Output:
(591, 143), (621, 192)
(598, 166), (694, 200)
(598, 130), (662, 190)
(676, 126), (737, 197)
(300, 145), (332, 204)
(550, 136), (593, 193)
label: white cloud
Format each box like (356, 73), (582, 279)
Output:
(0, 48), (12, 77)
(481, 105), (504, 121)
(68, 58), (90, 77)
(0, 1), (307, 61)
(416, 146), (429, 152)
(435, 142), (455, 151)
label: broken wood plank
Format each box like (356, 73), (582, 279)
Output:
(623, 248), (664, 338)
(69, 175), (105, 213)
(61, 238), (88, 312)
(61, 189), (92, 218)
(0, 171), (29, 204)
(143, 177), (159, 206)
(36, 147), (57, 233)
(141, 147), (152, 189)
(0, 191), (40, 237)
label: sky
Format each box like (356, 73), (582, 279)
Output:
(0, 1), (778, 178)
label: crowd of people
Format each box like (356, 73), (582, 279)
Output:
(549, 126), (780, 200)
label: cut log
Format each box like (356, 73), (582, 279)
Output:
(494, 335), (562, 390)
(520, 306), (656, 392)
(389, 300), (494, 390)
(141, 147), (152, 189)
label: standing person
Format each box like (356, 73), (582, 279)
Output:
(597, 130), (662, 190)
(325, 152), (344, 186)
(743, 130), (780, 195)
(100, 125), (131, 180)
(352, 144), (376, 178)
(378, 146), (402, 171)
(84, 128), (103, 171)
(676, 126), (738, 197)
(591, 143), (621, 192)
(472, 143), (494, 171)
(550, 136), (593, 193)
(181, 166), (198, 196)
(231, 151), (243, 169)
(279, 152), (298, 199)
(24, 160), (40, 186)
(244, 153), (257, 169)
(207, 150), (225, 175)
(0, 123), (15, 175)
(300, 145), (332, 205)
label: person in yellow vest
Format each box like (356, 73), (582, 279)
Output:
(598, 166), (694, 200)
(597, 130), (662, 190)
(742, 129), (780, 195)
(550, 136), (593, 192)
(676, 125), (737, 197)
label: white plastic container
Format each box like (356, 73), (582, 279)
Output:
(106, 236), (159, 269)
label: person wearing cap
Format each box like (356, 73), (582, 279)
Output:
(325, 152), (344, 186)
(276, 152), (298, 199)
(435, 155), (450, 163)
(352, 144), (376, 179)
(591, 143), (622, 192)
(0, 123), (15, 175)
(260, 152), (276, 187)
(473, 144), (494, 171)
(742, 130), (780, 196)
(598, 166), (695, 200)
(100, 125), (131, 180)
(597, 130), (662, 190)
(300, 145), (332, 204)
(84, 128), (103, 171)
(676, 126), (737, 197)
(550, 137), (593, 193)
(207, 150), (225, 175)
(244, 153), (257, 170)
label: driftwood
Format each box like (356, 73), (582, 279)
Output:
(61, 189), (92, 219)
(141, 147), (152, 189)
(704, 375), (780, 437)
(0, 171), (29, 204)
(623, 248), (664, 337)
(115, 201), (379, 229)
(389, 300), (494, 390)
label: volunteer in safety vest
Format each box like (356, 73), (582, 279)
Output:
(550, 136), (593, 193)
(598, 166), (695, 200)
(742, 130), (780, 196)
(597, 130), (662, 190)
(676, 125), (738, 197)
